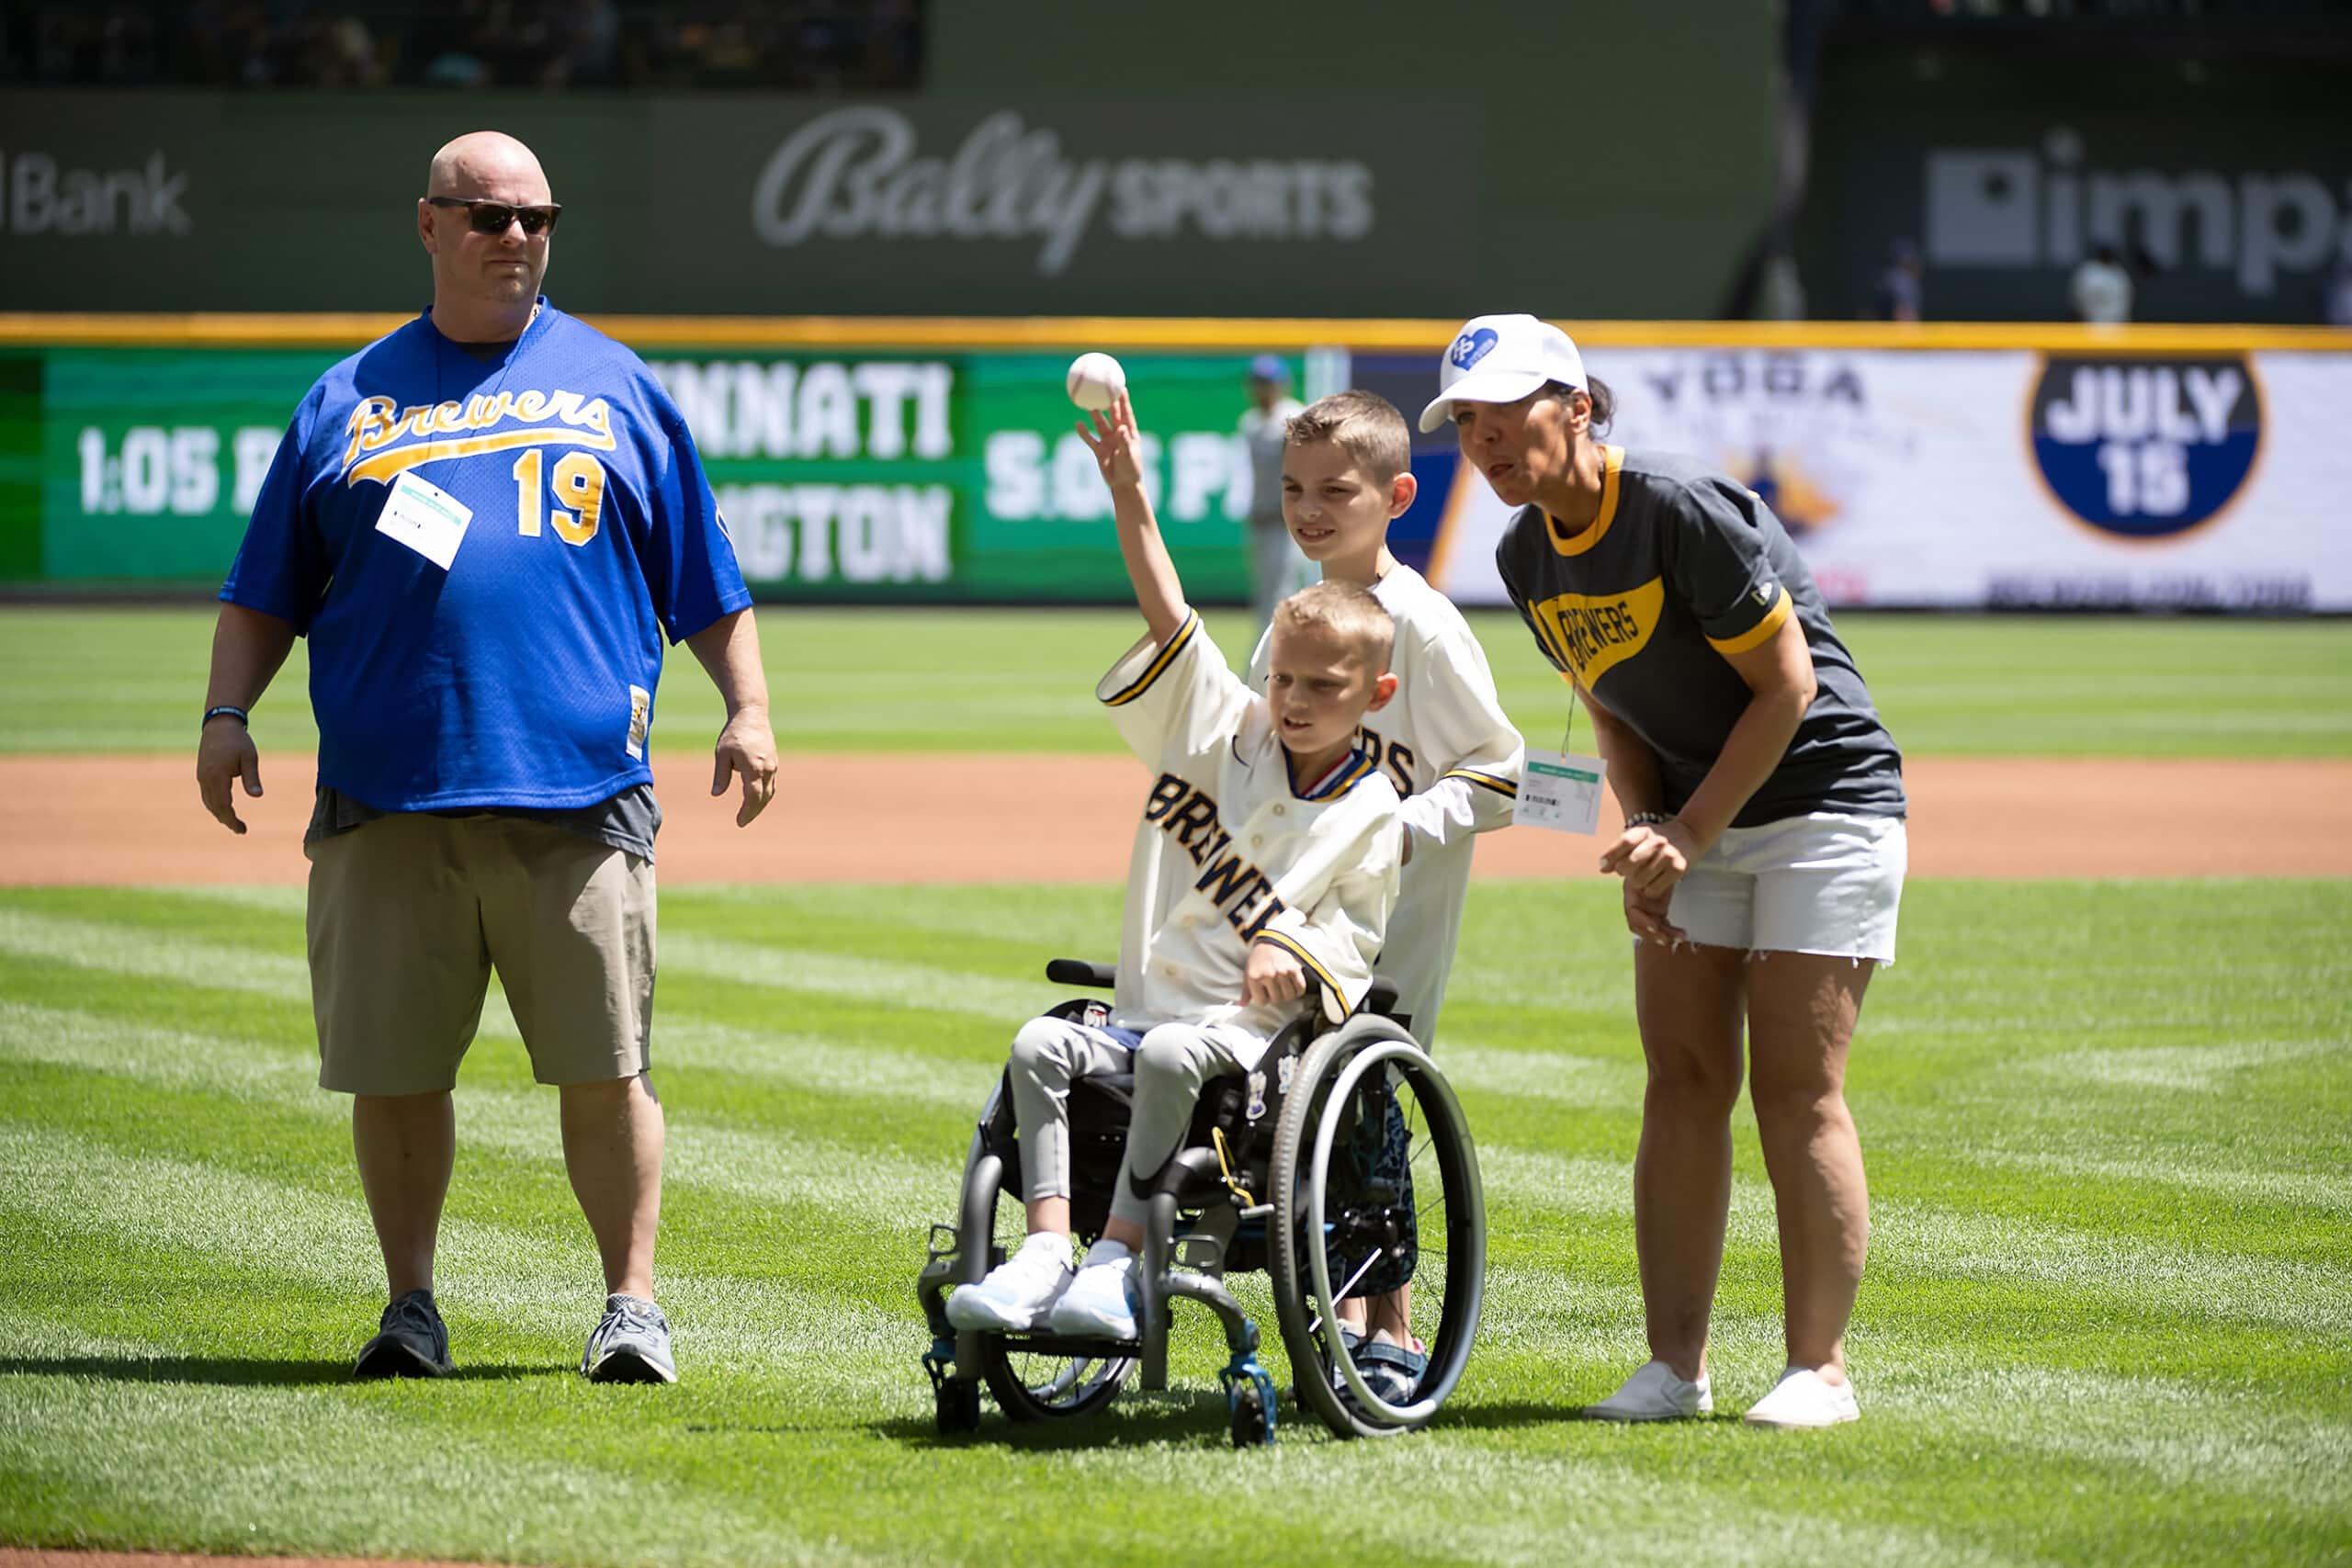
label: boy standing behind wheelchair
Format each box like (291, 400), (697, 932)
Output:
(948, 388), (1406, 1342)
(1246, 390), (1524, 1395)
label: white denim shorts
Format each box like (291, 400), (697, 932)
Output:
(1664, 812), (1907, 964)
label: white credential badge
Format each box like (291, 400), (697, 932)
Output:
(373, 470), (472, 570)
(1516, 749), (1605, 835)
(626, 685), (651, 761)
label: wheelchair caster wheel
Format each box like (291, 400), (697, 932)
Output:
(1229, 1381), (1272, 1448)
(935, 1378), (981, 1436)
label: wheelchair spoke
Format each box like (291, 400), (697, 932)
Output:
(1330, 1247), (1384, 1303)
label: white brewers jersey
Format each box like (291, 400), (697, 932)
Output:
(1250, 564), (1523, 1042)
(1097, 609), (1403, 1068)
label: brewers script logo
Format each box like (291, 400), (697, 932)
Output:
(2029, 356), (2260, 540)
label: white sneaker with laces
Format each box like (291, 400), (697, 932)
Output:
(1584, 1359), (1713, 1421)
(1046, 1254), (1138, 1340)
(945, 1234), (1073, 1331)
(1743, 1367), (1860, 1427)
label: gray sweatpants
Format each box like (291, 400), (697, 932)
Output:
(1007, 1016), (1251, 1231)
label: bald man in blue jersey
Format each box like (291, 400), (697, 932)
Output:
(197, 130), (776, 1386)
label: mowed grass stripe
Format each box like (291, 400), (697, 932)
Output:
(0, 1002), (960, 1245)
(5, 879), (2350, 1567)
(0, 1359), (866, 1568)
(10, 956), (2347, 1355)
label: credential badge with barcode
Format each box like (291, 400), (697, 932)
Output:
(1516, 749), (1606, 834)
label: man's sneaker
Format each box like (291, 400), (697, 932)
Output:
(1046, 1254), (1138, 1340)
(946, 1234), (1074, 1332)
(353, 1288), (453, 1381)
(1743, 1366), (1860, 1428)
(582, 1293), (677, 1384)
(1584, 1359), (1712, 1421)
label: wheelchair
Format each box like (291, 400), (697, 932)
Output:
(916, 959), (1487, 1446)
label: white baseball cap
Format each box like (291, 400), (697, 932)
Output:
(1417, 313), (1587, 434)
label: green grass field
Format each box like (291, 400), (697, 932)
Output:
(3, 604), (2350, 758)
(2, 606), (2349, 1566)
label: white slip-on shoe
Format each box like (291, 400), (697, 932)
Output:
(1046, 1255), (1138, 1340)
(1584, 1359), (1713, 1421)
(945, 1235), (1074, 1331)
(1743, 1366), (1860, 1428)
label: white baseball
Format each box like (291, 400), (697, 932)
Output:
(1066, 352), (1127, 412)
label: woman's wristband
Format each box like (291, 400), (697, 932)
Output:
(1623, 810), (1673, 829)
(202, 705), (249, 728)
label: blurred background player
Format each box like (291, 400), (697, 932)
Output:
(2070, 243), (2133, 325)
(1240, 355), (1307, 647)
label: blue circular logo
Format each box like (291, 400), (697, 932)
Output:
(1450, 327), (1499, 371)
(2030, 355), (2260, 540)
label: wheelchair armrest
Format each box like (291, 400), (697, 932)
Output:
(1361, 976), (1401, 1017)
(1046, 958), (1119, 989)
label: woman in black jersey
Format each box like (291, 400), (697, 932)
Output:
(1423, 315), (1908, 1429)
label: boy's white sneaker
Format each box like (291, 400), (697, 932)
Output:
(1743, 1366), (1860, 1428)
(945, 1235), (1073, 1331)
(1584, 1359), (1713, 1421)
(1046, 1254), (1138, 1340)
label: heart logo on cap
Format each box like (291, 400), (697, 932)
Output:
(1449, 328), (1499, 371)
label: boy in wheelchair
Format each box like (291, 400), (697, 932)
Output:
(947, 389), (1405, 1344)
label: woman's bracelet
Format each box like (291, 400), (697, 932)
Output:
(1623, 810), (1674, 829)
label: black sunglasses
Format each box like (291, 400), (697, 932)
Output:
(427, 196), (562, 236)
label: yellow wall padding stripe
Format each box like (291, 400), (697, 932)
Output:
(3, 314), (2348, 354)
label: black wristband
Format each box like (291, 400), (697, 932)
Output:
(202, 705), (249, 727)
(1624, 810), (1673, 829)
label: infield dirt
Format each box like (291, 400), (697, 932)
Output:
(6, 753), (2347, 886)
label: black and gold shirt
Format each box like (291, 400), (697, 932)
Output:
(1496, 446), (1905, 828)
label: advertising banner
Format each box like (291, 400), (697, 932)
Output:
(1428, 345), (2352, 613)
(23, 342), (1291, 600)
(644, 99), (1475, 317)
(14, 326), (2349, 610)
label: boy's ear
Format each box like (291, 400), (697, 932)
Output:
(1387, 469), (1418, 520)
(1366, 671), (1399, 712)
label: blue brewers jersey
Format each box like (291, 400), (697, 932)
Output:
(1098, 611), (1403, 1069)
(221, 301), (751, 812)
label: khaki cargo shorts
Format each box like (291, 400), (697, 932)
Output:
(305, 813), (656, 1095)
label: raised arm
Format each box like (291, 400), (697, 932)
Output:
(196, 601), (298, 834)
(1077, 389), (1189, 648)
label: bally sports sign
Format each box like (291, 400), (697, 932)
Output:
(645, 98), (1468, 308)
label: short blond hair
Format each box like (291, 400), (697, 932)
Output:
(1285, 389), (1412, 485)
(1272, 580), (1396, 672)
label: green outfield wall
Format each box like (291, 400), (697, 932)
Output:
(0, 1), (1779, 320)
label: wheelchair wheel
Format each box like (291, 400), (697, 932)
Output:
(967, 1177), (1132, 1422)
(1269, 1014), (1485, 1440)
